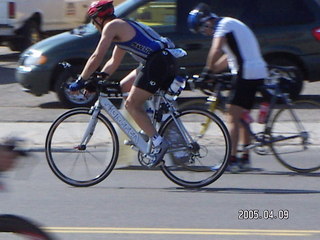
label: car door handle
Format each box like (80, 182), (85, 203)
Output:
(184, 43), (203, 50)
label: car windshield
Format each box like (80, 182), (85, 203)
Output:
(126, 0), (176, 33)
(70, 23), (96, 35)
(70, 0), (177, 35)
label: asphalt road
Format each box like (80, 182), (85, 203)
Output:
(1, 46), (320, 240)
(1, 153), (320, 240)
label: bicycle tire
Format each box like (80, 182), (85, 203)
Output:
(178, 98), (225, 120)
(45, 108), (119, 187)
(159, 108), (231, 188)
(270, 100), (320, 173)
(0, 214), (54, 240)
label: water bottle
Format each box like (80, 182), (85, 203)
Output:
(165, 75), (186, 101)
(241, 110), (254, 124)
(257, 102), (270, 124)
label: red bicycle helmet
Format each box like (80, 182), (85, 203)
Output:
(88, 0), (114, 19)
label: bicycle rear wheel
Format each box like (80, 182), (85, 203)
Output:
(159, 108), (230, 188)
(45, 108), (119, 187)
(0, 214), (54, 240)
(270, 100), (320, 172)
(178, 98), (226, 120)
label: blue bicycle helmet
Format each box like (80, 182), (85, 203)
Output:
(187, 3), (218, 34)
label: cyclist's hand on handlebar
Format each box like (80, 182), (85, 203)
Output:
(69, 72), (109, 93)
(69, 76), (86, 91)
(94, 72), (110, 80)
(198, 68), (214, 82)
(84, 72), (110, 93)
(194, 68), (215, 88)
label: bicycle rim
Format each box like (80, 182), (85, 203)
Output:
(45, 108), (119, 187)
(178, 99), (225, 120)
(0, 214), (54, 240)
(159, 109), (230, 188)
(270, 100), (320, 172)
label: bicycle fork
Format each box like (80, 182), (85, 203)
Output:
(76, 104), (101, 150)
(200, 96), (219, 136)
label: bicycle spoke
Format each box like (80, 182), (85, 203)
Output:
(271, 100), (320, 172)
(160, 109), (230, 188)
(45, 108), (119, 187)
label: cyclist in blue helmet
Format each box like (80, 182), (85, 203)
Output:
(188, 3), (268, 173)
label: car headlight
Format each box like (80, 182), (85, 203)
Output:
(23, 49), (47, 67)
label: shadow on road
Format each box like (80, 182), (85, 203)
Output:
(183, 187), (320, 194)
(88, 183), (320, 195)
(0, 67), (16, 85)
(39, 101), (65, 109)
(0, 52), (20, 61)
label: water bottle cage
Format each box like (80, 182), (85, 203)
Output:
(155, 102), (170, 122)
(165, 88), (183, 100)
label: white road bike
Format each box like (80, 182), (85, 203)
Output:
(45, 65), (231, 188)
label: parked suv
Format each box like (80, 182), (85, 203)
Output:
(16, 0), (320, 107)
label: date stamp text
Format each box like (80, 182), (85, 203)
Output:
(238, 209), (289, 220)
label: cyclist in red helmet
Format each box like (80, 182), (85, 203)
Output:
(69, 0), (186, 167)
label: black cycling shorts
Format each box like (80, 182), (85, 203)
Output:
(228, 77), (264, 110)
(134, 50), (177, 94)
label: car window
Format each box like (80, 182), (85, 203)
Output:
(247, 0), (315, 27)
(126, 0), (177, 33)
(209, 0), (315, 28)
(315, 0), (320, 4)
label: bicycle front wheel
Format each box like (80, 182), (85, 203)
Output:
(159, 108), (231, 188)
(270, 100), (320, 172)
(45, 108), (119, 187)
(0, 214), (54, 240)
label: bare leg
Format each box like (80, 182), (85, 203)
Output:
(120, 69), (137, 93)
(227, 104), (245, 157)
(125, 86), (157, 137)
(240, 123), (251, 154)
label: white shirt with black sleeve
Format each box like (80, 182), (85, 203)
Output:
(213, 17), (268, 80)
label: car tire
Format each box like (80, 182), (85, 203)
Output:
(266, 58), (304, 100)
(54, 65), (99, 108)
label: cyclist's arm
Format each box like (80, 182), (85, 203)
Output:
(100, 46), (126, 76)
(213, 54), (228, 73)
(205, 36), (227, 72)
(80, 22), (117, 80)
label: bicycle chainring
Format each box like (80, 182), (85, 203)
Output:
(253, 133), (272, 155)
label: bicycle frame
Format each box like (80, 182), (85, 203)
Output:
(191, 69), (308, 152)
(241, 83), (307, 151)
(79, 93), (149, 154)
(197, 79), (230, 136)
(78, 91), (194, 156)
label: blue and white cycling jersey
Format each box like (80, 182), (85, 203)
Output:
(115, 19), (175, 63)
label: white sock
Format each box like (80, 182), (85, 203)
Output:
(152, 134), (163, 147)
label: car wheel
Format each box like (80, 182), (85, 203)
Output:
(266, 58), (304, 100)
(54, 65), (99, 108)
